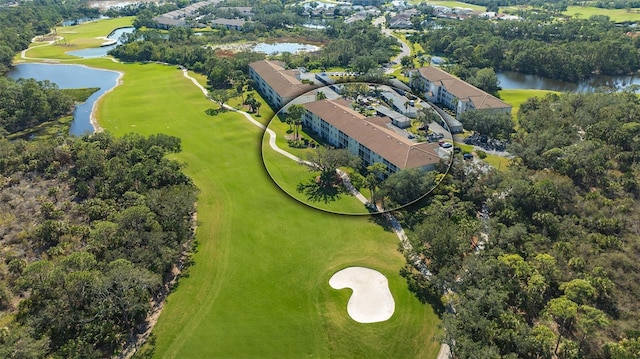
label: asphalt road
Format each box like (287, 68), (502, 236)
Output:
(372, 16), (411, 72)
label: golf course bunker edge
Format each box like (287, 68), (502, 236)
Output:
(329, 266), (395, 324)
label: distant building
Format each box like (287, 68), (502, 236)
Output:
(388, 14), (412, 28)
(217, 6), (254, 18)
(155, 15), (187, 29)
(303, 99), (441, 173)
(248, 60), (316, 109)
(153, 0), (222, 29)
(350, 0), (384, 6)
(211, 18), (246, 31)
(410, 66), (511, 117)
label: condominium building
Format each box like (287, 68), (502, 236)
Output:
(303, 99), (441, 174)
(410, 66), (511, 117)
(248, 60), (316, 109)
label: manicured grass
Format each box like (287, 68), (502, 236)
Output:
(391, 66), (409, 82)
(17, 17), (134, 61)
(563, 6), (640, 22)
(79, 57), (441, 359)
(417, 0), (485, 11)
(267, 114), (316, 159)
(94, 63), (440, 358)
(499, 89), (558, 124)
(262, 111), (373, 214)
(262, 138), (371, 215)
(19, 18), (442, 358)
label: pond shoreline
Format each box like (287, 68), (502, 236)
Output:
(90, 68), (124, 133)
(7, 62), (123, 135)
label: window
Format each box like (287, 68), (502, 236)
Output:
(338, 130), (348, 148)
(358, 144), (371, 165)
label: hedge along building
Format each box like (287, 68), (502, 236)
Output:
(248, 60), (316, 109)
(409, 66), (512, 117)
(302, 99), (442, 174)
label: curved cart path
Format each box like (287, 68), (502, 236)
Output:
(182, 68), (451, 359)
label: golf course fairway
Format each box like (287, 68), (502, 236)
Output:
(94, 63), (440, 358)
(16, 17), (442, 357)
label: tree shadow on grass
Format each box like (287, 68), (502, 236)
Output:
(400, 264), (446, 316)
(297, 178), (343, 204)
(368, 212), (394, 232)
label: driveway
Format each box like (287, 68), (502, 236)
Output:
(373, 16), (411, 72)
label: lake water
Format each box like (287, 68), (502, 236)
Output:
(497, 70), (640, 92)
(253, 42), (321, 55)
(303, 18), (328, 29)
(66, 27), (135, 58)
(7, 63), (120, 136)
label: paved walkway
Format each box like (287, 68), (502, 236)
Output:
(184, 68), (452, 359)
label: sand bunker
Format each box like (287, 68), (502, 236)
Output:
(329, 267), (395, 323)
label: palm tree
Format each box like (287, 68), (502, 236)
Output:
(316, 91), (327, 100)
(288, 104), (306, 139)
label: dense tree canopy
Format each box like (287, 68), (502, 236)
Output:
(397, 91), (640, 358)
(415, 16), (640, 82)
(459, 109), (514, 140)
(0, 133), (198, 357)
(0, 77), (75, 134)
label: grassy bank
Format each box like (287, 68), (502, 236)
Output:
(15, 17), (134, 62)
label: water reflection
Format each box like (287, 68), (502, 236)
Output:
(67, 27), (134, 58)
(497, 70), (640, 92)
(7, 64), (120, 135)
(253, 42), (320, 55)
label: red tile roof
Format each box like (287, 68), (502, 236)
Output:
(303, 99), (441, 170)
(249, 60), (315, 99)
(416, 66), (511, 110)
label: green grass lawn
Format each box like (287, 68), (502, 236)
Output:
(563, 6), (640, 22)
(414, 0), (484, 11)
(92, 61), (440, 358)
(499, 89), (558, 125)
(15, 17), (134, 62)
(262, 136), (371, 215)
(261, 107), (375, 214)
(13, 18), (442, 358)
(19, 19), (443, 358)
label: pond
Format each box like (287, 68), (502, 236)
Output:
(303, 18), (328, 29)
(7, 63), (121, 136)
(62, 17), (106, 26)
(497, 70), (640, 92)
(253, 42), (321, 55)
(66, 27), (135, 58)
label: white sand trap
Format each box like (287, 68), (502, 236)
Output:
(329, 267), (395, 323)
